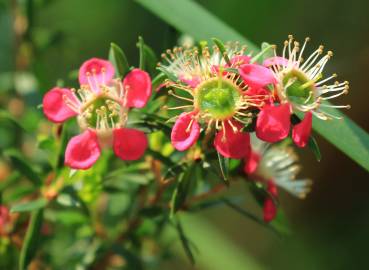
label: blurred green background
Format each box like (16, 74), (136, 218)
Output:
(1, 0), (368, 269)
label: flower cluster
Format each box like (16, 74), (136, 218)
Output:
(41, 36), (349, 222)
(43, 58), (152, 169)
(159, 36), (349, 221)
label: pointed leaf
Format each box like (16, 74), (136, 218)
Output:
(217, 152), (229, 186)
(212, 38), (231, 65)
(19, 209), (44, 270)
(4, 149), (41, 185)
(109, 42), (130, 77)
(11, 198), (47, 213)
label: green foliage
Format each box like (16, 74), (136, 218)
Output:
(109, 42), (130, 78)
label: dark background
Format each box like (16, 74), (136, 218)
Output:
(1, 0), (368, 269)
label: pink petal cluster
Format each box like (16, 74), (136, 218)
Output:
(43, 58), (151, 170)
(251, 54), (320, 148)
(170, 56), (277, 160)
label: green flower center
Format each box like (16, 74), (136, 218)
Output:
(195, 77), (240, 120)
(282, 69), (315, 105)
(83, 96), (122, 129)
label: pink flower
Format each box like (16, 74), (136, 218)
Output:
(43, 58), (152, 170)
(159, 42), (267, 159)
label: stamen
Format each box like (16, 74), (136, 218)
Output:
(168, 90), (193, 102)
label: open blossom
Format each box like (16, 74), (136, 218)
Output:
(43, 58), (151, 169)
(257, 35), (350, 147)
(159, 42), (275, 159)
(244, 135), (312, 222)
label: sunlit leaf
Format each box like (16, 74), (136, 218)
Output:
(11, 198), (47, 213)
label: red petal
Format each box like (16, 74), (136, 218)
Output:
(171, 112), (200, 151)
(65, 130), (101, 170)
(113, 128), (148, 160)
(263, 181), (278, 222)
(79, 58), (115, 91)
(256, 104), (291, 143)
(263, 198), (277, 222)
(214, 120), (251, 159)
(292, 111), (312, 148)
(123, 69), (152, 108)
(239, 64), (276, 89)
(243, 150), (261, 175)
(43, 87), (78, 123)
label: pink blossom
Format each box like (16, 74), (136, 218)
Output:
(43, 58), (152, 170)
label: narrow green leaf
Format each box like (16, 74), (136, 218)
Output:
(163, 163), (187, 181)
(157, 66), (178, 82)
(170, 165), (195, 217)
(137, 0), (369, 172)
(217, 152), (229, 186)
(109, 42), (130, 77)
(136, 0), (258, 51)
(222, 198), (280, 237)
(0, 109), (25, 130)
(143, 43), (158, 74)
(0, 172), (21, 192)
(19, 209), (43, 270)
(137, 36), (145, 70)
(212, 38), (231, 65)
(308, 136), (322, 162)
(175, 217), (196, 265)
(146, 149), (175, 167)
(250, 42), (274, 63)
(4, 149), (41, 185)
(11, 198), (47, 213)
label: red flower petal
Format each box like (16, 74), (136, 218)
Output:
(292, 111), (312, 148)
(256, 104), (291, 143)
(214, 120), (251, 159)
(263, 181), (278, 222)
(123, 69), (152, 108)
(171, 112), (200, 151)
(239, 64), (276, 89)
(65, 130), (101, 170)
(43, 87), (78, 123)
(113, 128), (148, 160)
(244, 150), (261, 175)
(79, 58), (115, 91)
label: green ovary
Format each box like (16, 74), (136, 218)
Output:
(282, 69), (315, 105)
(84, 97), (120, 128)
(196, 78), (240, 120)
